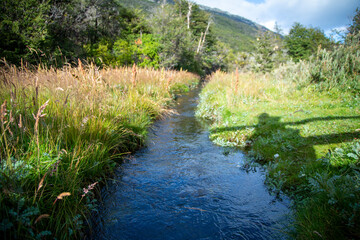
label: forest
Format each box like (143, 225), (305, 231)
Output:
(0, 0), (229, 75)
(0, 0), (360, 239)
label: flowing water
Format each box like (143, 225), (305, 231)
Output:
(91, 88), (292, 240)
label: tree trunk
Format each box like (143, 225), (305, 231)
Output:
(187, 2), (193, 29)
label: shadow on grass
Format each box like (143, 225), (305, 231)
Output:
(213, 113), (360, 161)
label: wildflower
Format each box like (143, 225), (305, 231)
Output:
(82, 182), (98, 197)
(274, 154), (280, 158)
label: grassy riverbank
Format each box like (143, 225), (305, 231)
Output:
(0, 62), (199, 239)
(196, 69), (360, 238)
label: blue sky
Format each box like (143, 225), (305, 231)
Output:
(192, 0), (359, 36)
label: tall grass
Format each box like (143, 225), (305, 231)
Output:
(273, 32), (360, 94)
(0, 62), (198, 239)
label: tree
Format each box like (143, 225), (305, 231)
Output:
(150, 4), (197, 71)
(46, 0), (147, 65)
(0, 0), (149, 66)
(169, 0), (222, 74)
(274, 21), (283, 36)
(0, 0), (50, 64)
(174, 0), (216, 52)
(254, 31), (276, 72)
(285, 22), (332, 62)
(348, 8), (360, 36)
(111, 33), (160, 68)
(0, 0), (227, 73)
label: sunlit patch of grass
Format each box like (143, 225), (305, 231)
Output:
(0, 62), (199, 239)
(197, 71), (359, 161)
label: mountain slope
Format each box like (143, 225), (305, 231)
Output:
(201, 6), (269, 52)
(120, 0), (270, 52)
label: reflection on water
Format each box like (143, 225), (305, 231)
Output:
(91, 89), (292, 240)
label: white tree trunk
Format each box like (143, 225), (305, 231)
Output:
(187, 2), (193, 29)
(197, 32), (204, 53)
(197, 18), (212, 53)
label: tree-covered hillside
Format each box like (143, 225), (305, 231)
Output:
(120, 0), (269, 52)
(0, 0), (272, 74)
(200, 6), (269, 52)
(1, 0), (237, 74)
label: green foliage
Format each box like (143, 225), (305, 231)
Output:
(149, 2), (205, 74)
(348, 8), (360, 36)
(202, 5), (269, 53)
(277, 32), (360, 94)
(135, 34), (160, 68)
(309, 37), (360, 93)
(0, 0), (50, 64)
(253, 31), (287, 73)
(46, 0), (148, 65)
(254, 32), (276, 72)
(84, 39), (115, 66)
(0, 0), (150, 66)
(329, 141), (360, 167)
(0, 0), (233, 73)
(84, 33), (160, 68)
(0, 0), (251, 73)
(285, 22), (333, 62)
(112, 38), (134, 66)
(295, 142), (360, 239)
(122, 0), (264, 53)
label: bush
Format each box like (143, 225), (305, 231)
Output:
(295, 140), (360, 239)
(273, 33), (360, 95)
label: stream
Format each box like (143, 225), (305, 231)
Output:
(91, 88), (292, 240)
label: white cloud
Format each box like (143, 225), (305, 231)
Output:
(260, 20), (277, 31)
(192, 0), (359, 35)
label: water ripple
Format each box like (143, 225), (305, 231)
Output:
(91, 89), (293, 240)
